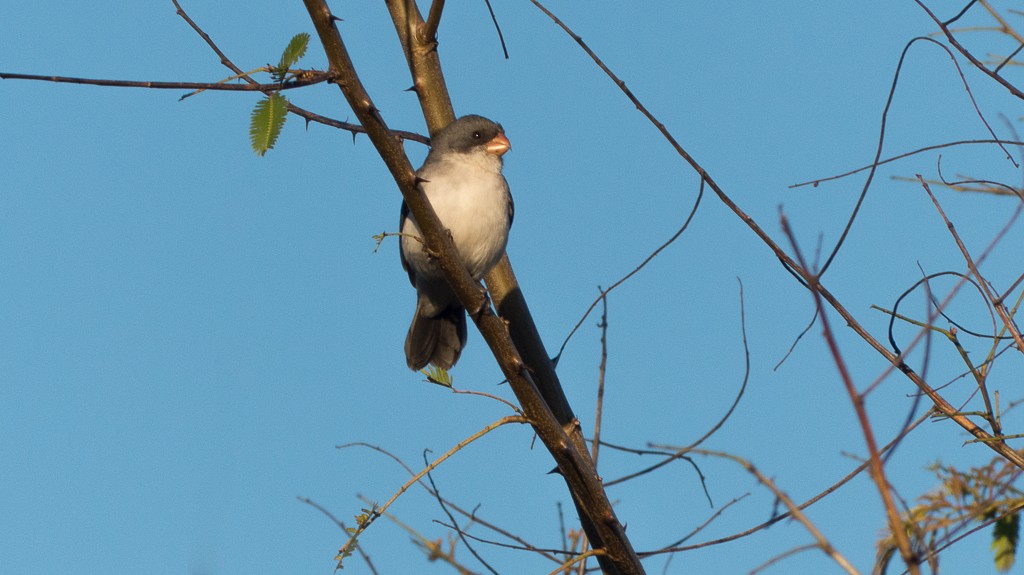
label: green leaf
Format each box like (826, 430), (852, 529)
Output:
(992, 512), (1019, 572)
(423, 365), (453, 387)
(249, 93), (288, 156)
(275, 32), (310, 82)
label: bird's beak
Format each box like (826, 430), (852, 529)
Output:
(485, 132), (511, 156)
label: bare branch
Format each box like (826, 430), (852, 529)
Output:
(555, 178), (704, 365)
(482, 0), (509, 60)
(780, 210), (919, 575)
(423, 453), (499, 575)
(919, 176), (1024, 354)
(0, 71), (329, 92)
(916, 0), (1024, 100)
(789, 139), (1024, 190)
(697, 449), (860, 575)
(530, 0), (1024, 470)
(422, 0), (445, 43)
(336, 415), (528, 566)
(298, 497), (381, 574)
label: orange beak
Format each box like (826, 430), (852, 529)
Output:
(485, 132), (511, 156)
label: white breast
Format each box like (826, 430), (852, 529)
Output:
(402, 152), (511, 280)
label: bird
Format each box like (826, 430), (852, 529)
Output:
(399, 115), (513, 371)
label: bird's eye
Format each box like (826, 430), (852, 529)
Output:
(472, 131), (482, 139)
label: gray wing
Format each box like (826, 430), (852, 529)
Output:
(505, 177), (514, 227)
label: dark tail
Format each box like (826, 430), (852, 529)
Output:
(405, 303), (467, 371)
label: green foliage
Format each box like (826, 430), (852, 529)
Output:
(274, 32), (310, 83)
(249, 33), (310, 156)
(876, 458), (1024, 573)
(335, 505), (379, 569)
(249, 92), (288, 156)
(992, 512), (1019, 572)
(423, 365), (453, 388)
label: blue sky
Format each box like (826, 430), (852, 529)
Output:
(3, 2), (1023, 574)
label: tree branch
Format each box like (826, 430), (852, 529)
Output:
(781, 210), (921, 575)
(0, 71), (329, 92)
(422, 0), (445, 44)
(916, 0), (1024, 100)
(301, 2), (645, 572)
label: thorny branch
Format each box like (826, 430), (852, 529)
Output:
(301, 1), (646, 573)
(0, 71), (331, 92)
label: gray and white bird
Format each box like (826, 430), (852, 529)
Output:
(399, 115), (513, 371)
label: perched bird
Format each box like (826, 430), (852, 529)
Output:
(400, 115), (513, 371)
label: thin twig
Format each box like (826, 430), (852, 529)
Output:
(0, 71), (328, 92)
(656, 494), (749, 551)
(817, 34), (1014, 277)
(748, 544), (820, 575)
(916, 0), (1024, 100)
(357, 494), (482, 575)
(773, 307), (818, 371)
(335, 416), (528, 568)
(555, 179), (703, 365)
(780, 209), (919, 575)
(919, 176), (1024, 356)
(342, 442), (564, 564)
(578, 290), (610, 575)
(695, 449), (860, 575)
(482, 0), (509, 59)
(685, 278), (750, 451)
(433, 521), (574, 558)
(601, 279), (750, 497)
(591, 291), (609, 464)
(298, 497), (381, 574)
(979, 1), (1024, 50)
(424, 452), (499, 575)
(546, 550), (608, 575)
(642, 410), (933, 554)
(789, 139), (1024, 190)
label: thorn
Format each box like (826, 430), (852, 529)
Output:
(367, 105), (385, 125)
(329, 14), (344, 23)
(469, 286), (491, 320)
(404, 84), (418, 93)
